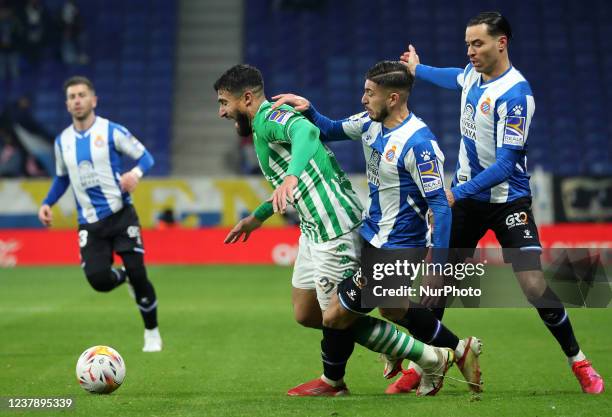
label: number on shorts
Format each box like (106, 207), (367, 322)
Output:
(318, 277), (335, 294)
(78, 230), (88, 248)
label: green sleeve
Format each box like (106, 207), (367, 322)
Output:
(253, 200), (274, 222)
(285, 117), (320, 177)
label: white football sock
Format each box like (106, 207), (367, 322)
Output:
(568, 350), (586, 365)
(321, 374), (344, 387)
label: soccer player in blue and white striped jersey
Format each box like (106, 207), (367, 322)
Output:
(400, 11), (603, 394)
(38, 76), (162, 352)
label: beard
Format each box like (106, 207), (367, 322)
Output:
(235, 112), (252, 136)
(369, 106), (389, 123)
(73, 108), (93, 121)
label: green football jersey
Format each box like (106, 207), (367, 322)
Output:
(252, 100), (363, 243)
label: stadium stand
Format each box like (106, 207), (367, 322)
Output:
(0, 0), (177, 175)
(245, 0), (612, 175)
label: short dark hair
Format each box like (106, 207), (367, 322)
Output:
(467, 11), (512, 41)
(213, 64), (264, 95)
(63, 76), (95, 94)
(365, 61), (414, 95)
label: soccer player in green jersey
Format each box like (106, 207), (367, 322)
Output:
(214, 64), (454, 396)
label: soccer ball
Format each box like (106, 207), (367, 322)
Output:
(75, 346), (126, 394)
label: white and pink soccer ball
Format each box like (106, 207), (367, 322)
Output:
(76, 346), (126, 394)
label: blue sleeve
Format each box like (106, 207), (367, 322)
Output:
(428, 194), (451, 250)
(415, 64), (463, 90)
(136, 149), (155, 175)
(427, 193), (451, 265)
(452, 148), (522, 201)
(42, 175), (70, 206)
(303, 104), (353, 142)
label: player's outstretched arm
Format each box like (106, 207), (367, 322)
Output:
(224, 214), (263, 244)
(39, 175), (71, 227)
(272, 94), (353, 142)
(400, 44), (464, 90)
(271, 93), (311, 112)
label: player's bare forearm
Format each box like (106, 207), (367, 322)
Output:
(224, 215), (262, 244)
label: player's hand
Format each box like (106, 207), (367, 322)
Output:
(272, 175), (298, 214)
(445, 189), (456, 207)
(224, 214), (263, 243)
(120, 171), (140, 193)
(270, 94), (311, 112)
(399, 44), (419, 76)
(38, 204), (53, 227)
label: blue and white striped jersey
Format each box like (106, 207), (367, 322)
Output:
(340, 112), (447, 248)
(454, 64), (534, 203)
(54, 116), (149, 224)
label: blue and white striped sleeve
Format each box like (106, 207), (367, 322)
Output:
(497, 91), (535, 151)
(111, 124), (154, 175)
(54, 136), (67, 176)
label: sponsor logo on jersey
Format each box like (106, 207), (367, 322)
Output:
(267, 109), (293, 125)
(420, 150), (431, 161)
(460, 103), (477, 140)
(480, 97), (492, 114)
(384, 145), (397, 162)
(78, 160), (100, 189)
(367, 149), (381, 186)
(505, 211), (528, 229)
(417, 160), (443, 194)
(503, 115), (526, 146)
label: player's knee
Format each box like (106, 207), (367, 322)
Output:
(85, 269), (115, 292)
(516, 271), (547, 300)
(294, 308), (321, 329)
(322, 304), (355, 329)
(522, 282), (546, 300)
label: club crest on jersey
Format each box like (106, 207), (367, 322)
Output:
(94, 135), (106, 147)
(503, 115), (526, 147)
(420, 150), (431, 161)
(267, 109), (293, 125)
(384, 145), (397, 162)
(417, 160), (443, 194)
(480, 97), (492, 114)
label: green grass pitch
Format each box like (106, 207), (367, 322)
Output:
(0, 266), (610, 417)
